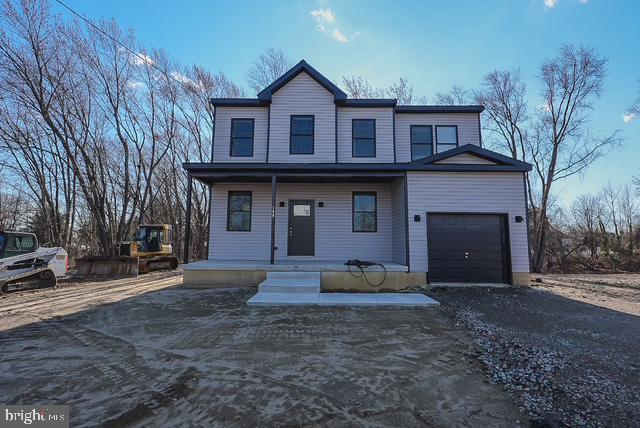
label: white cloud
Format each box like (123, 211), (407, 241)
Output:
(310, 8), (335, 23)
(544, 0), (558, 8)
(170, 71), (194, 85)
(310, 6), (349, 43)
(331, 28), (348, 43)
(131, 53), (154, 66)
(623, 112), (637, 123)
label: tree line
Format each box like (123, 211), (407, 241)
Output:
(1, 0), (638, 272)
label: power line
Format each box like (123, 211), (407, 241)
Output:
(53, 0), (201, 97)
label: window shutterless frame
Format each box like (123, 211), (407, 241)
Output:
(229, 118), (255, 157)
(352, 192), (378, 233)
(352, 118), (376, 157)
(289, 115), (315, 154)
(226, 191), (252, 231)
(435, 125), (459, 154)
(410, 125), (433, 161)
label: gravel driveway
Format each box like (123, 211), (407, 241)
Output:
(0, 282), (524, 427)
(431, 274), (640, 427)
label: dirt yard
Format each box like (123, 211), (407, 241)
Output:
(0, 277), (524, 427)
(431, 274), (640, 427)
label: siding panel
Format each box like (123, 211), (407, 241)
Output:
(269, 72), (336, 163)
(337, 107), (394, 162)
(435, 153), (496, 165)
(395, 113), (481, 162)
(209, 182), (394, 262)
(213, 107), (268, 162)
(407, 172), (529, 275)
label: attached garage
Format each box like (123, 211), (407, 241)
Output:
(427, 213), (511, 283)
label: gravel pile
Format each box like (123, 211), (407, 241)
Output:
(438, 292), (640, 428)
(453, 308), (567, 423)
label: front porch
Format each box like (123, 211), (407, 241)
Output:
(183, 259), (426, 291)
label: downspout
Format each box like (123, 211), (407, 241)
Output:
(205, 105), (216, 260)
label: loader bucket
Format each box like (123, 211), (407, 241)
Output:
(74, 256), (139, 279)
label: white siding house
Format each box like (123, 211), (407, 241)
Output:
(185, 60), (532, 288)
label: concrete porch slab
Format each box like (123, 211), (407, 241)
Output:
(318, 293), (378, 306)
(247, 292), (319, 306)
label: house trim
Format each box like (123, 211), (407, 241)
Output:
(258, 60), (347, 101)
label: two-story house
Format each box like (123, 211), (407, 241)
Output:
(182, 60), (532, 291)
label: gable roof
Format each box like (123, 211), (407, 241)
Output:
(257, 60), (347, 101)
(408, 144), (531, 171)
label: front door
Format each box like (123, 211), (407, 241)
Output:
(288, 200), (315, 256)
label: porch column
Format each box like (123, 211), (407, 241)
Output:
(270, 175), (277, 264)
(403, 172), (411, 272)
(183, 174), (193, 264)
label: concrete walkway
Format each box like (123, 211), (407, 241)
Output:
(247, 271), (439, 307)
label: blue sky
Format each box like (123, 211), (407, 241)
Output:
(54, 0), (640, 205)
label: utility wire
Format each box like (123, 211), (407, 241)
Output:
(53, 0), (202, 97)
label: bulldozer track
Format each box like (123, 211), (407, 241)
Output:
(0, 273), (183, 330)
(0, 274), (181, 312)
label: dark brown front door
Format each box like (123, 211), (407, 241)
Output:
(288, 200), (315, 256)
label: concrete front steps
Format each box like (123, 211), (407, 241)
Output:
(247, 271), (439, 307)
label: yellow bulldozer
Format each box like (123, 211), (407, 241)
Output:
(75, 224), (179, 278)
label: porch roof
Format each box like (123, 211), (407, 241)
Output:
(183, 145), (531, 185)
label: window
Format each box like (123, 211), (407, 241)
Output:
(436, 125), (458, 153)
(227, 191), (252, 231)
(230, 119), (254, 157)
(353, 192), (377, 232)
(290, 115), (314, 154)
(352, 119), (376, 157)
(410, 125), (433, 161)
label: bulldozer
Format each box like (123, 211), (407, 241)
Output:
(0, 231), (68, 293)
(75, 224), (179, 278)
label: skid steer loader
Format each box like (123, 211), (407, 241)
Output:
(74, 224), (179, 279)
(0, 231), (68, 294)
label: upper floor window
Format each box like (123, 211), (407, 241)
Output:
(230, 119), (254, 157)
(352, 119), (376, 157)
(410, 125), (433, 161)
(436, 126), (458, 153)
(352, 192), (377, 232)
(227, 191), (252, 231)
(290, 115), (314, 154)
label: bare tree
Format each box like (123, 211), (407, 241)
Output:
(474, 70), (528, 158)
(246, 48), (293, 93)
(387, 77), (414, 105)
(341, 75), (385, 99)
(434, 84), (471, 105)
(342, 75), (418, 104)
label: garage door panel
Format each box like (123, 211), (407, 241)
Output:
(427, 214), (509, 283)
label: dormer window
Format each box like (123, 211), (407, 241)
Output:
(230, 119), (254, 157)
(352, 119), (376, 157)
(290, 115), (314, 154)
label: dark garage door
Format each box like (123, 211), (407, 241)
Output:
(427, 213), (510, 283)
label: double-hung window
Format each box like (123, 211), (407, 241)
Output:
(352, 192), (377, 232)
(230, 119), (254, 157)
(410, 125), (433, 161)
(290, 115), (314, 154)
(352, 119), (376, 157)
(227, 191), (252, 231)
(435, 125), (458, 153)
